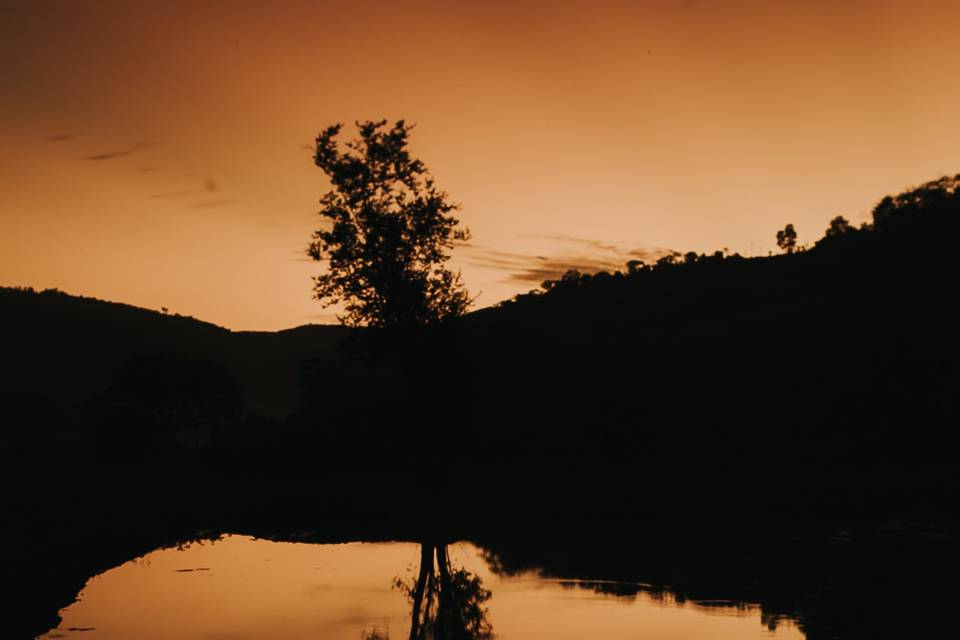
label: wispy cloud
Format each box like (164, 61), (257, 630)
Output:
(519, 233), (621, 253)
(84, 141), (154, 161)
(462, 248), (618, 284)
(462, 236), (669, 284)
(45, 133), (78, 142)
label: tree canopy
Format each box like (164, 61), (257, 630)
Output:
(307, 120), (471, 328)
(776, 223), (798, 253)
(872, 174), (960, 233)
(824, 215), (853, 237)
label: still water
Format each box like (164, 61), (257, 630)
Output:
(41, 535), (803, 640)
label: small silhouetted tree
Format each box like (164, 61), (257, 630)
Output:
(626, 259), (646, 274)
(776, 224), (798, 253)
(307, 120), (471, 328)
(656, 251), (682, 267)
(824, 215), (852, 237)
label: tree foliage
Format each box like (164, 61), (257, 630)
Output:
(776, 223), (798, 253)
(308, 120), (471, 328)
(824, 215), (853, 237)
(872, 174), (960, 233)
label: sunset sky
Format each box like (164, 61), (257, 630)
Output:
(2, 0), (959, 330)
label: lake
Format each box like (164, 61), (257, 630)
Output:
(39, 535), (803, 640)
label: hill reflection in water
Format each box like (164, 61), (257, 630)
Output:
(40, 535), (801, 640)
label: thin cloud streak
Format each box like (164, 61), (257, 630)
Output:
(462, 239), (669, 285)
(84, 142), (154, 161)
(519, 233), (621, 253)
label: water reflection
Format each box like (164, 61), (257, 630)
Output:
(40, 535), (802, 640)
(395, 544), (493, 640)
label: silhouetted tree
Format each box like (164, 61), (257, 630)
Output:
(307, 120), (471, 328)
(871, 174), (960, 233)
(397, 544), (494, 640)
(824, 215), (852, 237)
(776, 224), (798, 253)
(656, 251), (682, 267)
(541, 269), (585, 292)
(625, 259), (646, 274)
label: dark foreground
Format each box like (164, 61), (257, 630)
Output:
(5, 459), (957, 640)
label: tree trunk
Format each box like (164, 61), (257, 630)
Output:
(409, 543), (435, 640)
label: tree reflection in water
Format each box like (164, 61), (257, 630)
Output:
(384, 543), (494, 640)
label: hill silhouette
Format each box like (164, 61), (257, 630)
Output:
(1, 287), (345, 420)
(453, 175), (959, 524)
(3, 174), (959, 639)
(3, 174), (958, 525)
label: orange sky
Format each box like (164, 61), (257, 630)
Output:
(2, 0), (959, 330)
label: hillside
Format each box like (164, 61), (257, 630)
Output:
(471, 174), (960, 345)
(4, 174), (959, 640)
(2, 174), (958, 525)
(450, 174), (960, 522)
(0, 287), (346, 418)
